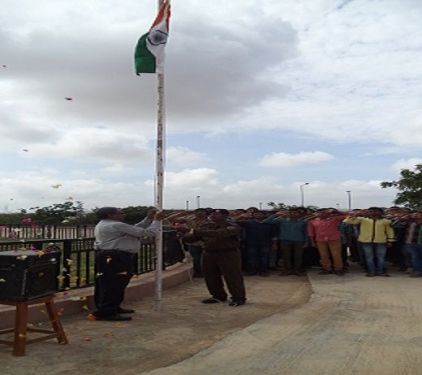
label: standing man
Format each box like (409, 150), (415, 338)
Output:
(396, 212), (422, 277)
(185, 208), (211, 278)
(343, 207), (395, 277)
(264, 207), (308, 276)
(93, 207), (163, 321)
(236, 210), (276, 277)
(181, 209), (246, 306)
(308, 209), (346, 275)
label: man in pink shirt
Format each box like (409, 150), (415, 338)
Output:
(308, 209), (346, 275)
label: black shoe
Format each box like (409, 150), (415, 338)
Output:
(201, 297), (227, 304)
(366, 273), (376, 277)
(244, 271), (257, 276)
(377, 273), (391, 277)
(118, 307), (135, 314)
(94, 314), (132, 321)
(318, 270), (332, 275)
(229, 300), (246, 307)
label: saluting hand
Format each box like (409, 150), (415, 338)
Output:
(154, 211), (166, 221)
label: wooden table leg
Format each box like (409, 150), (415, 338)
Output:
(13, 302), (28, 356)
(45, 299), (68, 344)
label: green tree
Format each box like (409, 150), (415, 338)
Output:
(121, 206), (151, 224)
(0, 212), (26, 225)
(267, 202), (288, 210)
(31, 201), (85, 225)
(381, 164), (422, 210)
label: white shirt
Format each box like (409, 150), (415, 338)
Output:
(94, 219), (160, 253)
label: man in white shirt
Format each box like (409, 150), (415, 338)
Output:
(92, 207), (163, 321)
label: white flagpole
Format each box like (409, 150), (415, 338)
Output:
(154, 0), (166, 311)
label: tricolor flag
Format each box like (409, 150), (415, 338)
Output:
(134, 1), (171, 75)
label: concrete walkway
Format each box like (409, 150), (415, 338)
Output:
(144, 269), (422, 375)
(0, 272), (310, 375)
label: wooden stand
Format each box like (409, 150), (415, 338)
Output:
(0, 294), (68, 356)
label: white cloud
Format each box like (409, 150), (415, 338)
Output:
(166, 147), (209, 167)
(165, 168), (219, 189)
(0, 0), (297, 141)
(0, 167), (397, 211)
(392, 158), (422, 173)
(389, 112), (422, 147)
(0, 170), (154, 211)
(100, 164), (135, 175)
(0, 0), (421, 212)
(28, 128), (151, 163)
(259, 151), (334, 168)
(214, 0), (422, 148)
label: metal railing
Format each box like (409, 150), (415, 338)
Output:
(0, 225), (95, 240)
(0, 231), (185, 292)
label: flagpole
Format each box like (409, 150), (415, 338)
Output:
(154, 0), (166, 311)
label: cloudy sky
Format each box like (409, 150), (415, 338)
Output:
(1, 0), (421, 211)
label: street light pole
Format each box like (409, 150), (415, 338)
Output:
(186, 200), (190, 211)
(300, 183), (309, 207)
(196, 195), (201, 209)
(346, 190), (352, 211)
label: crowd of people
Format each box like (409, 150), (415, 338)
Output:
(167, 206), (422, 279)
(91, 205), (422, 321)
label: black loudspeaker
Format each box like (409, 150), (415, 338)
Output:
(0, 250), (61, 301)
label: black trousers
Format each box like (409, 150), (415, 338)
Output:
(280, 240), (305, 272)
(202, 250), (246, 303)
(94, 250), (134, 317)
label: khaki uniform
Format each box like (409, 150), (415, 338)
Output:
(184, 220), (246, 302)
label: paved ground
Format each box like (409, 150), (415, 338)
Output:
(0, 272), (311, 375)
(144, 268), (422, 375)
(4, 267), (422, 375)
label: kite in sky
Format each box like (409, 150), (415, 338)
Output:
(51, 184), (62, 189)
(64, 97), (73, 101)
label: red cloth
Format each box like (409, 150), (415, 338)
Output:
(308, 218), (343, 242)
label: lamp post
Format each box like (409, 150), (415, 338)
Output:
(196, 195), (201, 209)
(186, 200), (190, 211)
(346, 190), (352, 211)
(300, 183), (309, 207)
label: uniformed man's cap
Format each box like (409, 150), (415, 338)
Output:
(212, 209), (229, 216)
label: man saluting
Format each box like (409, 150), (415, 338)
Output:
(181, 209), (246, 307)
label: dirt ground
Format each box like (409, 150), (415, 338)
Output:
(0, 272), (311, 375)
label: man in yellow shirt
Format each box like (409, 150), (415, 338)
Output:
(343, 207), (395, 277)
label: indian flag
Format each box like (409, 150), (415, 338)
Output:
(134, 1), (171, 75)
